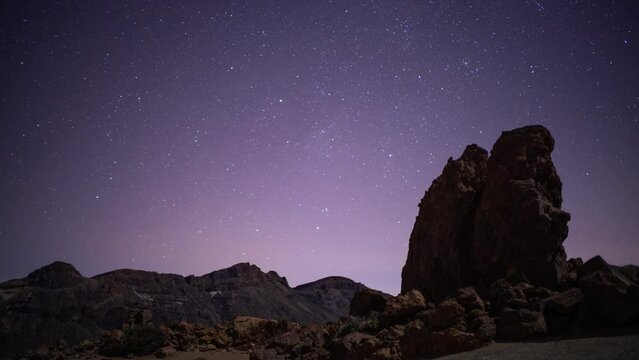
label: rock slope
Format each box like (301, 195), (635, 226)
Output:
(0, 262), (376, 357)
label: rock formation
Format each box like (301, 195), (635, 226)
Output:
(402, 125), (571, 301)
(401, 144), (488, 302)
(473, 125), (571, 290)
(25, 287), (495, 360)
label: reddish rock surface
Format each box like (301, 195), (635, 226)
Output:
(472, 125), (571, 290)
(402, 125), (571, 301)
(401, 144), (488, 301)
(349, 289), (389, 317)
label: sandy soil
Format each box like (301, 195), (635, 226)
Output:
(437, 334), (639, 360)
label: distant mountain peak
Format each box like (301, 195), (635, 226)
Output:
(26, 261), (88, 288)
(0, 260), (381, 357)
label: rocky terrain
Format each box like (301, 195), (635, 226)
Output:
(0, 262), (376, 358)
(3, 125), (639, 360)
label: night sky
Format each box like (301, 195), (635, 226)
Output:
(1, 1), (638, 295)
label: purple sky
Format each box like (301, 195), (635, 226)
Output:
(1, 1), (638, 295)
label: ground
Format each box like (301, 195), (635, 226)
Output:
(437, 334), (639, 360)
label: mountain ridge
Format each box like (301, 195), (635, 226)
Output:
(0, 260), (386, 357)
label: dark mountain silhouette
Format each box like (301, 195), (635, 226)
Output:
(0, 261), (382, 357)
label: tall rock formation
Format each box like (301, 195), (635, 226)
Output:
(401, 145), (488, 301)
(472, 125), (571, 290)
(401, 125), (571, 301)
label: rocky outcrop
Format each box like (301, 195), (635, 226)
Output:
(401, 144), (488, 302)
(349, 289), (389, 317)
(380, 290), (426, 326)
(578, 256), (639, 325)
(472, 125), (571, 290)
(402, 125), (571, 301)
(324, 287), (495, 360)
(0, 262), (380, 358)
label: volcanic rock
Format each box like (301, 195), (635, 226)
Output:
(542, 288), (584, 315)
(498, 308), (547, 340)
(402, 125), (571, 301)
(455, 287), (485, 312)
(427, 298), (465, 330)
(401, 144), (488, 301)
(578, 256), (639, 325)
(380, 290), (426, 326)
(539, 288), (585, 335)
(472, 125), (571, 290)
(349, 289), (389, 316)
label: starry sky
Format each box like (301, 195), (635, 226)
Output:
(1, 1), (638, 295)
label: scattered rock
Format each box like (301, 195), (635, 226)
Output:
(427, 299), (465, 330)
(543, 288), (584, 315)
(381, 290), (426, 326)
(349, 289), (388, 316)
(499, 308), (547, 340)
(401, 144), (488, 302)
(455, 287), (485, 312)
(579, 256), (639, 325)
(155, 346), (176, 358)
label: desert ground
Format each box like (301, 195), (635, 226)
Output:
(438, 334), (639, 360)
(97, 334), (639, 360)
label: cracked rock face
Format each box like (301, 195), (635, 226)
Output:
(401, 144), (489, 302)
(402, 125), (571, 301)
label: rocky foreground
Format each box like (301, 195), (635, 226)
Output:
(0, 262), (377, 358)
(3, 125), (639, 359)
(18, 259), (639, 360)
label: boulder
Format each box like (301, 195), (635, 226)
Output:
(498, 308), (547, 340)
(541, 288), (585, 335)
(427, 299), (465, 330)
(330, 332), (383, 360)
(469, 314), (496, 342)
(494, 286), (527, 313)
(542, 288), (584, 315)
(472, 125), (570, 290)
(350, 289), (388, 316)
(455, 287), (485, 312)
(230, 316), (295, 348)
(579, 256), (639, 325)
(381, 290), (426, 326)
